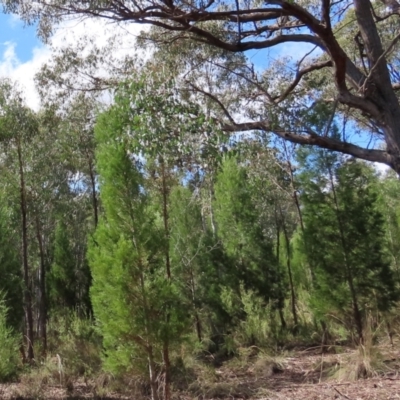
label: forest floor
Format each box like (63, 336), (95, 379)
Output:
(1, 343), (400, 399)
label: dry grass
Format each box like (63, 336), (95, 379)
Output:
(1, 329), (400, 399)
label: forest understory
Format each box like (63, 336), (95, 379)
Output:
(0, 1), (400, 398)
(1, 79), (400, 400)
(1, 338), (400, 400)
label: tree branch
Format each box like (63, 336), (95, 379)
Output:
(224, 120), (391, 166)
(277, 60), (333, 103)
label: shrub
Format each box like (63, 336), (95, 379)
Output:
(0, 293), (20, 381)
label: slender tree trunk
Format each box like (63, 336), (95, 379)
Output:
(282, 141), (315, 285)
(160, 159), (171, 400)
(279, 206), (298, 333)
(17, 142), (34, 362)
(189, 266), (203, 342)
(209, 186), (218, 239)
(282, 143), (305, 233)
(328, 166), (363, 343)
(275, 213), (287, 331)
(35, 215), (47, 356)
(200, 203), (207, 233)
(162, 343), (171, 400)
(161, 160), (171, 280)
(139, 265), (160, 400)
(88, 158), (98, 227)
(148, 346), (160, 400)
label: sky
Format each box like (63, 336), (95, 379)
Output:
(0, 11), (389, 173)
(0, 12), (147, 110)
(0, 13), (44, 108)
(0, 11), (320, 110)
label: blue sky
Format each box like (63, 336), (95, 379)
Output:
(0, 14), (40, 62)
(0, 13), (49, 109)
(0, 11), (389, 172)
(0, 11), (320, 110)
(0, 13), (144, 109)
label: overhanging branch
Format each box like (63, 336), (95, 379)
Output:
(224, 120), (392, 166)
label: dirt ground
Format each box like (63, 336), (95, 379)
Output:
(0, 345), (399, 399)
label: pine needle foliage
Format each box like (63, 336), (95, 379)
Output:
(214, 156), (283, 309)
(299, 153), (399, 341)
(0, 292), (20, 382)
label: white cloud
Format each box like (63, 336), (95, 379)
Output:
(0, 42), (51, 110)
(0, 16), (149, 110)
(274, 42), (322, 61)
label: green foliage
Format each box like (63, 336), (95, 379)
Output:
(299, 154), (399, 338)
(0, 293), (20, 382)
(0, 49), (399, 394)
(90, 108), (156, 374)
(0, 201), (22, 330)
(89, 91), (190, 383)
(378, 172), (400, 280)
(214, 156), (283, 306)
(113, 73), (227, 174)
(48, 220), (78, 310)
(47, 311), (102, 378)
(221, 285), (272, 348)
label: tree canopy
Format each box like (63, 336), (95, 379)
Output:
(3, 0), (400, 172)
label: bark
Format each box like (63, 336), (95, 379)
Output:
(274, 210), (287, 331)
(17, 141), (34, 362)
(88, 158), (98, 228)
(36, 215), (47, 356)
(160, 159), (171, 280)
(139, 267), (160, 400)
(328, 166), (363, 343)
(189, 265), (203, 342)
(160, 158), (171, 400)
(209, 186), (218, 239)
(279, 206), (298, 333)
(148, 346), (160, 400)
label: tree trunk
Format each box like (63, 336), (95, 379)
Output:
(35, 215), (47, 356)
(279, 206), (298, 333)
(160, 159), (171, 400)
(352, 0), (400, 173)
(328, 166), (364, 343)
(17, 142), (34, 362)
(209, 186), (218, 239)
(282, 141), (315, 285)
(275, 214), (287, 331)
(139, 267), (160, 400)
(189, 266), (203, 342)
(148, 346), (160, 400)
(88, 158), (98, 227)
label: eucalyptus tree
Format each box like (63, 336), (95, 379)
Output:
(55, 94), (100, 227)
(37, 95), (103, 318)
(4, 0), (400, 173)
(0, 81), (40, 361)
(0, 81), (87, 358)
(0, 198), (23, 331)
